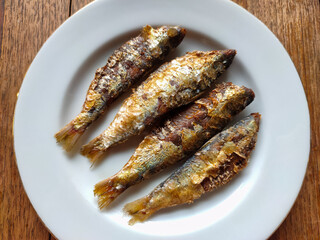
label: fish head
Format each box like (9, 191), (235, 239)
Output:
(186, 49), (237, 81)
(165, 26), (187, 48)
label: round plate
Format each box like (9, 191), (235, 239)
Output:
(14, 0), (310, 239)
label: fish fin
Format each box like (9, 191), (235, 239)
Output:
(123, 197), (155, 225)
(94, 177), (126, 209)
(55, 121), (83, 152)
(80, 139), (104, 163)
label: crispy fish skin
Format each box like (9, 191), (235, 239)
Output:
(55, 25), (186, 151)
(81, 50), (237, 163)
(94, 82), (255, 208)
(124, 113), (260, 225)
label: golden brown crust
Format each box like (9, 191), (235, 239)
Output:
(77, 25), (186, 130)
(55, 25), (186, 151)
(124, 113), (260, 224)
(94, 83), (254, 209)
(81, 50), (237, 162)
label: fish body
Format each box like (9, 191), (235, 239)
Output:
(94, 82), (254, 208)
(124, 113), (260, 225)
(55, 25), (186, 151)
(81, 50), (237, 162)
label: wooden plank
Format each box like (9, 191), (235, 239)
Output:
(232, 1), (320, 239)
(0, 1), (70, 239)
(0, 0), (4, 56)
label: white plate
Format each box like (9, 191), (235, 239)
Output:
(14, 0), (310, 239)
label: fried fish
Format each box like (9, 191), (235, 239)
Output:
(55, 25), (186, 151)
(124, 113), (260, 225)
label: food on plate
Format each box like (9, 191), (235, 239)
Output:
(124, 113), (260, 225)
(94, 82), (254, 208)
(81, 50), (237, 163)
(55, 25), (186, 151)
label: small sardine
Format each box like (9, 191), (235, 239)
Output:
(81, 50), (237, 163)
(94, 82), (254, 208)
(124, 113), (260, 225)
(55, 25), (186, 151)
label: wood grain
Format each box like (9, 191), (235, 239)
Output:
(70, 0), (92, 15)
(0, 0), (4, 56)
(0, 0), (318, 239)
(0, 1), (70, 239)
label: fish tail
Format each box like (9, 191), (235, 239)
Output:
(94, 177), (126, 209)
(80, 138), (105, 163)
(55, 121), (84, 152)
(123, 197), (155, 225)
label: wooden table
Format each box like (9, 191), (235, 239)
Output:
(1, 0), (319, 239)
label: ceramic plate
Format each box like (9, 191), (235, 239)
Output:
(14, 0), (310, 239)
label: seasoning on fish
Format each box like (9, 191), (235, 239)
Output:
(124, 113), (260, 225)
(54, 25), (186, 151)
(94, 82), (254, 209)
(81, 50), (237, 163)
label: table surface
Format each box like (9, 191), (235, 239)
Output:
(1, 0), (319, 239)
